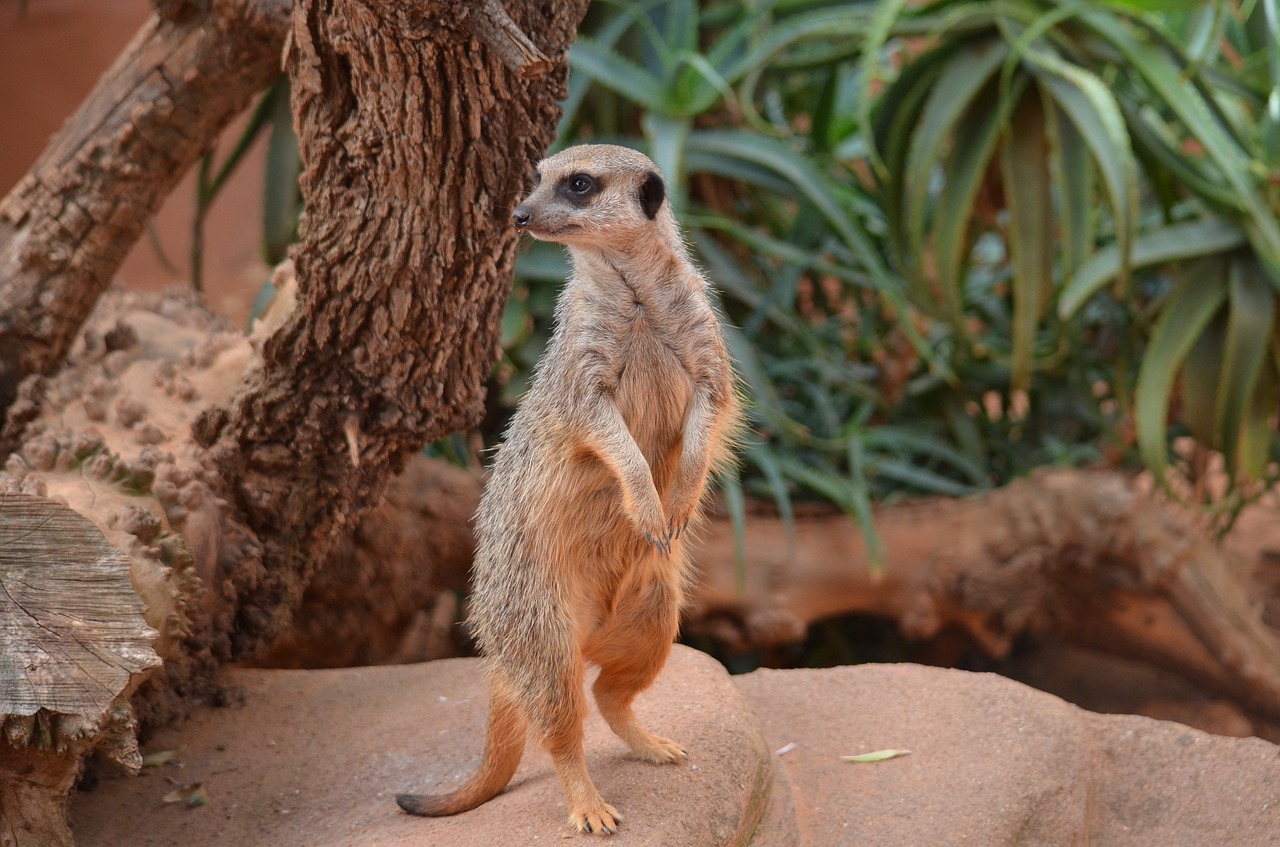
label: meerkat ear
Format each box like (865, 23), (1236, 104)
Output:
(638, 171), (665, 219)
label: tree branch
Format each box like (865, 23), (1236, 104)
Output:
(467, 0), (556, 79)
(0, 0), (290, 435)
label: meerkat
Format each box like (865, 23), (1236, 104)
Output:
(395, 144), (742, 835)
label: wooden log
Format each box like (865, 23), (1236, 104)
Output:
(0, 494), (159, 847)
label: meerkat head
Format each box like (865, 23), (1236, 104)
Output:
(512, 144), (668, 249)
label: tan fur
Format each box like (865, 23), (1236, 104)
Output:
(396, 144), (742, 835)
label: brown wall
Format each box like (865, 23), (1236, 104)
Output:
(1, 0), (274, 325)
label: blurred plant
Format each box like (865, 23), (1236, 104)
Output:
(866, 0), (1280, 517)
(214, 0), (1278, 538)
(186, 76), (298, 294)
(505, 0), (1023, 566)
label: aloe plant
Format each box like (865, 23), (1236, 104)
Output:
(867, 0), (1280, 504)
(503, 0), (1028, 568)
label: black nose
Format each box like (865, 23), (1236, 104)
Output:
(513, 208), (531, 229)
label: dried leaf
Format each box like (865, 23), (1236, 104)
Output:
(142, 748), (182, 768)
(162, 782), (209, 807)
(842, 748), (911, 763)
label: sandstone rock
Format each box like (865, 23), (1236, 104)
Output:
(70, 646), (771, 846)
(70, 653), (1280, 847)
(735, 664), (1280, 846)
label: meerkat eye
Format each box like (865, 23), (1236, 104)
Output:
(569, 174), (597, 194)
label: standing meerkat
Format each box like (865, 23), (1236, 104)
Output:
(395, 144), (742, 835)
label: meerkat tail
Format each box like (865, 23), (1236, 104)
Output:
(396, 680), (526, 817)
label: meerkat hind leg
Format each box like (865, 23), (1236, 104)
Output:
(588, 580), (687, 765)
(526, 653), (622, 835)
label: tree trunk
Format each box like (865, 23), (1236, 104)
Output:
(0, 0), (290, 436)
(197, 0), (588, 656)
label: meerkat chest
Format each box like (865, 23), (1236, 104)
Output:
(614, 321), (693, 458)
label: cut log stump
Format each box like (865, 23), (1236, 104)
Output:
(0, 493), (160, 847)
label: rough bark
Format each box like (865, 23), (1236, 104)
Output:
(253, 454), (479, 668)
(199, 0), (588, 656)
(0, 0), (290, 437)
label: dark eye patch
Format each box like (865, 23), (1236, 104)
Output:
(557, 172), (600, 207)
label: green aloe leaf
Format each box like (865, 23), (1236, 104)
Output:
(719, 5), (875, 84)
(1180, 308), (1225, 448)
(643, 113), (692, 213)
(1000, 89), (1054, 392)
(262, 78), (300, 265)
(874, 41), (957, 261)
(718, 465), (749, 594)
(556, 0), (656, 141)
(745, 442), (798, 564)
(1120, 103), (1238, 209)
(1085, 13), (1280, 279)
(1045, 98), (1092, 283)
(903, 39), (1010, 310)
(723, 324), (807, 440)
(569, 36), (672, 114)
(932, 79), (1014, 331)
(1135, 262), (1229, 481)
(872, 458), (979, 496)
(1060, 217), (1247, 318)
(1239, 364), (1279, 479)
(1217, 258), (1275, 478)
(1026, 50), (1138, 293)
(666, 0), (699, 55)
(773, 452), (884, 570)
(855, 0), (910, 177)
(863, 427), (990, 486)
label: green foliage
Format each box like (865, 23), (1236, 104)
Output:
(191, 78), (293, 292)
(868, 0), (1280, 509)
(504, 1), (1143, 526)
(217, 0), (1279, 532)
(507, 0), (1116, 559)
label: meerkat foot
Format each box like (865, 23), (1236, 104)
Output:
(630, 734), (688, 765)
(569, 800), (622, 835)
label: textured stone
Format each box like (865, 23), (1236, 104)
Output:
(736, 664), (1280, 846)
(70, 655), (1280, 847)
(71, 645), (771, 846)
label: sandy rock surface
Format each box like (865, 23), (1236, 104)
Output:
(71, 651), (1280, 847)
(736, 663), (1280, 846)
(71, 645), (770, 847)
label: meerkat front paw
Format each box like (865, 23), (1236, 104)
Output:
(569, 800), (623, 835)
(664, 488), (702, 542)
(642, 528), (673, 556)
